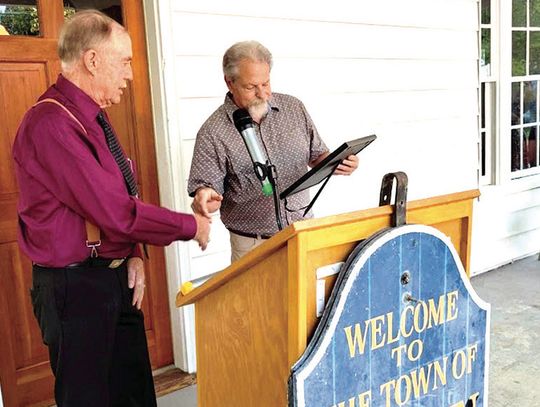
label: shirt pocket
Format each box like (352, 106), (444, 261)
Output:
(226, 149), (264, 199)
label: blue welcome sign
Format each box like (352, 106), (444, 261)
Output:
(289, 225), (490, 407)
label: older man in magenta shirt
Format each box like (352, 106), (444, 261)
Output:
(12, 10), (209, 407)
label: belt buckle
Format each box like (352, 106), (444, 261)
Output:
(108, 259), (124, 269)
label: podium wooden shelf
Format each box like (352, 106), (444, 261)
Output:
(176, 189), (479, 406)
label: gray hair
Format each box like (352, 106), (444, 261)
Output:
(222, 41), (273, 81)
(58, 9), (124, 69)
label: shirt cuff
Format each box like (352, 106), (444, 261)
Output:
(130, 244), (143, 259)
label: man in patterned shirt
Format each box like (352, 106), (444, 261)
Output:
(188, 41), (359, 261)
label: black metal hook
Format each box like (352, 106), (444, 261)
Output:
(379, 172), (408, 227)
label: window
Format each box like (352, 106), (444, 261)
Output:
(481, 0), (540, 184)
(510, 0), (540, 177)
(0, 2), (40, 36)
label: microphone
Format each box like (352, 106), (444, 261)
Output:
(232, 108), (274, 196)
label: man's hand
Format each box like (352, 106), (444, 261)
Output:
(194, 213), (211, 250)
(334, 154), (359, 176)
(127, 257), (145, 310)
(192, 187), (223, 219)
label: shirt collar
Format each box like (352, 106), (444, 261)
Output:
(223, 92), (280, 123)
(53, 74), (101, 123)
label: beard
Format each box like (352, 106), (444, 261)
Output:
(247, 99), (269, 123)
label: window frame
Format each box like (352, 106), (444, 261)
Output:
(479, 0), (540, 187)
(479, 0), (500, 186)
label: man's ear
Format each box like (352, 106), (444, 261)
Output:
(224, 76), (234, 92)
(82, 49), (98, 76)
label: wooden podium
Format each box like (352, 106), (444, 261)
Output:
(176, 190), (479, 406)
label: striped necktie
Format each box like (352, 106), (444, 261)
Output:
(97, 111), (138, 197)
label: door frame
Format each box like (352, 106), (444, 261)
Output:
(142, 0), (197, 372)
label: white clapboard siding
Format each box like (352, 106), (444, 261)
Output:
(176, 98), (222, 141)
(175, 56), (477, 98)
(172, 13), (477, 60)
(171, 0), (477, 31)
(471, 181), (540, 274)
(473, 228), (540, 275)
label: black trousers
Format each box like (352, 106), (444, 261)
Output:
(31, 263), (157, 407)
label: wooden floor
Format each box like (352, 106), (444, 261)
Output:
(27, 367), (195, 406)
(154, 368), (196, 398)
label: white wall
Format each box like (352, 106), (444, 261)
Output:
(147, 0), (480, 371)
(472, 177), (540, 274)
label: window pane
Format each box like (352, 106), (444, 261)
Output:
(513, 0), (527, 27)
(0, 3), (39, 36)
(481, 0), (491, 24)
(64, 0), (123, 24)
(481, 132), (487, 176)
(531, 0), (540, 27)
(530, 32), (540, 74)
(524, 81), (538, 123)
(512, 82), (522, 125)
(523, 126), (538, 168)
(481, 83), (486, 128)
(513, 31), (527, 76)
(63, 1), (75, 20)
(512, 129), (521, 171)
(481, 28), (491, 68)
(530, 126), (538, 167)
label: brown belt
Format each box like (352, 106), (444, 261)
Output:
(35, 257), (126, 269)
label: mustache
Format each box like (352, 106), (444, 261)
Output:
(248, 97), (267, 107)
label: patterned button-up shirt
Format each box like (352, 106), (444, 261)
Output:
(188, 92), (328, 236)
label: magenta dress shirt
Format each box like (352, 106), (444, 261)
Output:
(12, 75), (196, 267)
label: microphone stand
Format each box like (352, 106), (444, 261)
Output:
(264, 161), (283, 231)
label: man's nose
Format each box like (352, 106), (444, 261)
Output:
(254, 85), (265, 98)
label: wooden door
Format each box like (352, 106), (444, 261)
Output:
(0, 1), (173, 406)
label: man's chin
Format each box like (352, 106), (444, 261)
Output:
(104, 96), (122, 107)
(248, 102), (269, 121)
